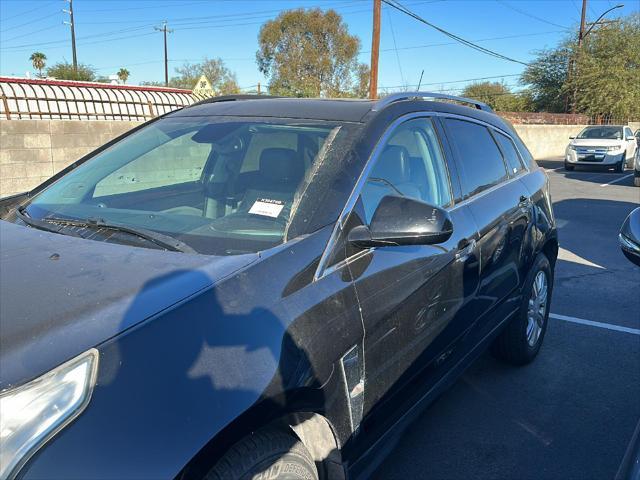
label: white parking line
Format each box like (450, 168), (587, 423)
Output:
(550, 313), (640, 335)
(600, 173), (633, 187)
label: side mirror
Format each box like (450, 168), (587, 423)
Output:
(348, 195), (453, 248)
(619, 207), (640, 267)
(626, 136), (636, 141)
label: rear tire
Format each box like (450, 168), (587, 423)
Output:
(491, 253), (553, 366)
(205, 429), (318, 480)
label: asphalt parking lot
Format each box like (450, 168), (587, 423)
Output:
(374, 158), (640, 480)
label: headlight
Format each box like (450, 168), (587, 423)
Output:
(0, 349), (98, 479)
(568, 145), (577, 151)
(607, 145), (623, 152)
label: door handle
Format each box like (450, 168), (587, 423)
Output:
(455, 238), (476, 262)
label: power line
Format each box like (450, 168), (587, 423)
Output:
(379, 73), (522, 90)
(0, 1), (57, 23)
(360, 30), (566, 54)
(381, 0), (529, 65)
(385, 3), (406, 89)
(1, 25), (153, 50)
(1, 24), (61, 43)
(496, 0), (572, 31)
(0, 11), (60, 34)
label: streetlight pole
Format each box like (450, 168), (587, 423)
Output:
(570, 3), (624, 112)
(582, 4), (624, 40)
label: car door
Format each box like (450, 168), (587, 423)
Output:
(333, 116), (481, 429)
(625, 127), (637, 159)
(442, 117), (532, 335)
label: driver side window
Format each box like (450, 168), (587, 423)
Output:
(360, 118), (452, 224)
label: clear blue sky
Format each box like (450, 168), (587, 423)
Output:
(0, 0), (636, 94)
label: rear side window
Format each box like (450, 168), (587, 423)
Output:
(494, 131), (525, 175)
(444, 119), (508, 198)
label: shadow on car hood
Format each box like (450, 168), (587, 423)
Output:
(0, 221), (258, 389)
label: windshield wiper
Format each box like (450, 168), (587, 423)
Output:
(15, 208), (195, 253)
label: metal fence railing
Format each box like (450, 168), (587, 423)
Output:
(0, 77), (204, 121)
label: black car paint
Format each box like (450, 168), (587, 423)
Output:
(0, 98), (557, 479)
(619, 207), (640, 266)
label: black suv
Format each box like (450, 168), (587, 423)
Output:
(0, 93), (558, 480)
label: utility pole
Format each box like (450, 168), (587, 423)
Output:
(369, 0), (381, 99)
(578, 0), (588, 47)
(63, 0), (78, 73)
(154, 21), (173, 87)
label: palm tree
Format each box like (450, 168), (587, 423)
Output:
(30, 52), (47, 78)
(117, 68), (130, 84)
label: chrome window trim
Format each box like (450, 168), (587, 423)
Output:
(313, 110), (532, 280)
(448, 174), (524, 211)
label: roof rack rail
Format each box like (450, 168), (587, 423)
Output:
(372, 92), (493, 113)
(191, 94), (279, 107)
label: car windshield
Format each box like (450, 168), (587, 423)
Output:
(20, 116), (347, 255)
(577, 126), (623, 140)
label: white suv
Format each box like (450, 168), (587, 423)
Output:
(565, 125), (637, 172)
(634, 146), (640, 187)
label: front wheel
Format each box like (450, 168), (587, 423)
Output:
(205, 429), (318, 480)
(491, 253), (553, 365)
(616, 157), (626, 173)
(564, 162), (575, 171)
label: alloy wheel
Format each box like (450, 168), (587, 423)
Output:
(526, 271), (548, 347)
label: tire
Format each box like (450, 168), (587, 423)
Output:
(616, 157), (626, 173)
(205, 429), (318, 480)
(491, 253), (553, 366)
(634, 175), (640, 187)
(564, 162), (574, 171)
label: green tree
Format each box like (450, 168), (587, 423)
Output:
(256, 8), (368, 97)
(46, 62), (97, 81)
(520, 45), (571, 113)
(567, 13), (640, 118)
(353, 63), (370, 99)
(29, 52), (47, 78)
(168, 57), (239, 94)
(461, 81), (532, 111)
(117, 68), (130, 84)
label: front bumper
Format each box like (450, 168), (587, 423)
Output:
(565, 149), (625, 166)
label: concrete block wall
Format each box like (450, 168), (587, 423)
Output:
(514, 124), (587, 160)
(1, 119), (632, 198)
(1, 120), (141, 197)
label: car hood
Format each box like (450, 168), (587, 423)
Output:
(570, 138), (624, 147)
(0, 220), (258, 390)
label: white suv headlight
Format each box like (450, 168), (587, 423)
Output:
(607, 145), (623, 152)
(0, 349), (98, 479)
